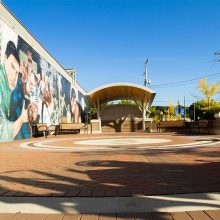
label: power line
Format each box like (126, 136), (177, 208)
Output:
(150, 72), (220, 88)
(151, 72), (220, 88)
(154, 74), (219, 89)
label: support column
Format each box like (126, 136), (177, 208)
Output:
(142, 101), (146, 132)
(97, 97), (102, 133)
(90, 100), (102, 134)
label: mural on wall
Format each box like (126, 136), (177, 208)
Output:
(59, 77), (71, 123)
(0, 19), (85, 142)
(78, 90), (86, 123)
(59, 78), (81, 123)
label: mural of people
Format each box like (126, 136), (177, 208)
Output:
(49, 69), (59, 125)
(59, 77), (70, 123)
(66, 104), (70, 123)
(0, 19), (86, 142)
(70, 88), (80, 123)
(9, 38), (41, 139)
(0, 40), (28, 141)
(39, 73), (53, 124)
(78, 90), (86, 123)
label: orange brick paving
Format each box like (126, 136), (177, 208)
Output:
(1, 210), (220, 220)
(0, 133), (220, 197)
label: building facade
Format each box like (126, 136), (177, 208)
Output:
(0, 3), (86, 142)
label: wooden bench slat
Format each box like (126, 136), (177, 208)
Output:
(60, 123), (88, 134)
(32, 123), (48, 138)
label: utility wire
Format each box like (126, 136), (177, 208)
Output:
(153, 74), (219, 89)
(150, 72), (220, 88)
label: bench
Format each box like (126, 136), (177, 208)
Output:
(32, 123), (49, 138)
(157, 121), (185, 133)
(32, 124), (60, 137)
(185, 120), (209, 134)
(59, 123), (88, 134)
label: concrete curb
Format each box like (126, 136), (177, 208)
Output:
(1, 192), (220, 214)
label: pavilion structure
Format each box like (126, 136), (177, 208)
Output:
(86, 82), (156, 133)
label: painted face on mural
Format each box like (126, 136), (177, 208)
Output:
(71, 94), (80, 123)
(4, 54), (20, 90)
(40, 75), (52, 104)
(28, 102), (38, 122)
(26, 71), (37, 94)
(20, 51), (38, 95)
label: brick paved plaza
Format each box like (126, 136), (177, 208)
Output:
(1, 133), (220, 219)
(1, 210), (220, 220)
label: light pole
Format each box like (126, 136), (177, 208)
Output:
(194, 102), (196, 122)
(144, 59), (151, 87)
(184, 96), (186, 121)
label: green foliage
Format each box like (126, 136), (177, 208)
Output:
(149, 106), (166, 122)
(176, 114), (182, 120)
(118, 100), (135, 105)
(192, 78), (220, 119)
(197, 78), (220, 110)
(198, 78), (220, 99)
(150, 103), (188, 122)
(85, 103), (97, 121)
(86, 100), (136, 121)
(167, 99), (175, 120)
(189, 99), (220, 120)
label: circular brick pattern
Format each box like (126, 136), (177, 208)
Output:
(74, 138), (171, 146)
(19, 135), (220, 152)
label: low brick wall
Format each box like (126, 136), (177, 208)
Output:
(156, 120), (185, 133)
(208, 118), (220, 134)
(102, 119), (142, 132)
(152, 119), (220, 134)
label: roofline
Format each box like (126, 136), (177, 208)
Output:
(87, 82), (156, 96)
(0, 2), (87, 95)
(0, 3), (68, 74)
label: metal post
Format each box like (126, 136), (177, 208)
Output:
(97, 97), (102, 133)
(142, 101), (146, 132)
(143, 59), (151, 87)
(184, 96), (186, 121)
(194, 102), (196, 122)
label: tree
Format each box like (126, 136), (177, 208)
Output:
(118, 100), (135, 105)
(167, 99), (175, 120)
(197, 78), (220, 110)
(149, 106), (168, 122)
(189, 99), (220, 120)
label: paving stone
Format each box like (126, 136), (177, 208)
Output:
(44, 214), (64, 220)
(170, 212), (192, 220)
(187, 211), (213, 220)
(78, 188), (92, 197)
(91, 189), (105, 197)
(80, 214), (99, 220)
(117, 188), (131, 197)
(64, 189), (81, 197)
(1, 133), (220, 199)
(116, 214), (136, 220)
(135, 213), (154, 220)
(27, 214), (47, 220)
(204, 210), (220, 220)
(104, 189), (118, 197)
(131, 188), (144, 196)
(62, 214), (81, 220)
(151, 212), (173, 220)
(0, 213), (16, 220)
(15, 191), (28, 196)
(11, 213), (32, 220)
(0, 189), (10, 196)
(99, 214), (117, 220)
(1, 190), (18, 196)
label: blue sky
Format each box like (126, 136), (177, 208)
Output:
(3, 0), (220, 106)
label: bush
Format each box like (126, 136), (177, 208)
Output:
(189, 99), (220, 120)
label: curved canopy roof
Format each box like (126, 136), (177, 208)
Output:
(86, 82), (156, 106)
